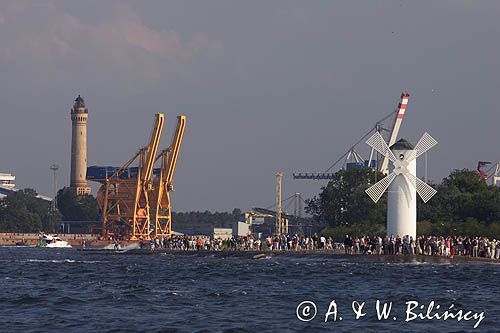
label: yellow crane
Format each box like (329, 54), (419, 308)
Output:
(152, 115), (187, 238)
(90, 113), (186, 240)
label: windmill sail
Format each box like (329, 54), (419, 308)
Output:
(404, 173), (437, 203)
(365, 132), (437, 203)
(366, 172), (397, 203)
(412, 132), (438, 160)
(366, 132), (397, 163)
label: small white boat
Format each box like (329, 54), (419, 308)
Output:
(38, 234), (72, 248)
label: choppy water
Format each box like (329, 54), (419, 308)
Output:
(0, 248), (498, 332)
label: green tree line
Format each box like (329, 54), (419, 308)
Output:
(0, 187), (99, 233)
(306, 168), (500, 239)
(0, 188), (242, 233)
(0, 189), (60, 232)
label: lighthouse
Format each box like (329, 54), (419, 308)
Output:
(70, 95), (91, 195)
(387, 139), (417, 239)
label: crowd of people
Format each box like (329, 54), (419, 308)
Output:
(144, 234), (332, 252)
(342, 234), (500, 259)
(139, 233), (499, 260)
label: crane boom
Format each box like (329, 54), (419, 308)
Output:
(144, 114), (165, 182)
(165, 115), (187, 184)
(379, 92), (409, 174)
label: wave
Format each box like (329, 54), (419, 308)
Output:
(102, 243), (141, 251)
(20, 259), (106, 264)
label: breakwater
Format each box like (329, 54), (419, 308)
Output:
(0, 233), (98, 246)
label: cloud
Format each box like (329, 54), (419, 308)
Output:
(272, 6), (313, 26)
(0, 1), (223, 78)
(98, 5), (175, 56)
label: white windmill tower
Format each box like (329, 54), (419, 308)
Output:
(365, 132), (438, 239)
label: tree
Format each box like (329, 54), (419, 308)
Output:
(0, 189), (61, 232)
(57, 187), (99, 221)
(419, 169), (500, 226)
(232, 208), (243, 221)
(305, 167), (387, 227)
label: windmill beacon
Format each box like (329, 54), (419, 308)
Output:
(365, 132), (438, 239)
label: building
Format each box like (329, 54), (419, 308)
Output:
(70, 95), (91, 195)
(213, 227), (233, 240)
(0, 173), (15, 189)
(0, 172), (52, 201)
(0, 173), (16, 198)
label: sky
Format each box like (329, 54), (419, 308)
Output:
(0, 0), (499, 212)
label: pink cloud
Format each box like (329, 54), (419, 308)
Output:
(0, 1), (223, 75)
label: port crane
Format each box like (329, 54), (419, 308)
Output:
(477, 161), (492, 180)
(88, 114), (186, 240)
(253, 191), (307, 235)
(293, 92), (409, 180)
(477, 161), (500, 186)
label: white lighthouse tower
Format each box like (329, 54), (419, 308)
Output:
(70, 95), (91, 195)
(387, 139), (417, 238)
(365, 132), (438, 239)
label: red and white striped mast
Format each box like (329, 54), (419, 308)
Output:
(379, 92), (410, 174)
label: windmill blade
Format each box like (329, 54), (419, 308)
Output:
(411, 132), (438, 161)
(402, 149), (417, 164)
(405, 173), (437, 203)
(366, 132), (397, 163)
(365, 172), (397, 203)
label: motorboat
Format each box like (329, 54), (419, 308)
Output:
(38, 233), (72, 248)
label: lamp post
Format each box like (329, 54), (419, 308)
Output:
(50, 164), (59, 211)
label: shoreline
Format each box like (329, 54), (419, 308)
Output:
(76, 247), (499, 263)
(1, 245), (497, 263)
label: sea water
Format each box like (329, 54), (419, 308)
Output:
(0, 248), (498, 332)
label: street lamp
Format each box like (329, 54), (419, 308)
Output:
(50, 164), (59, 211)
